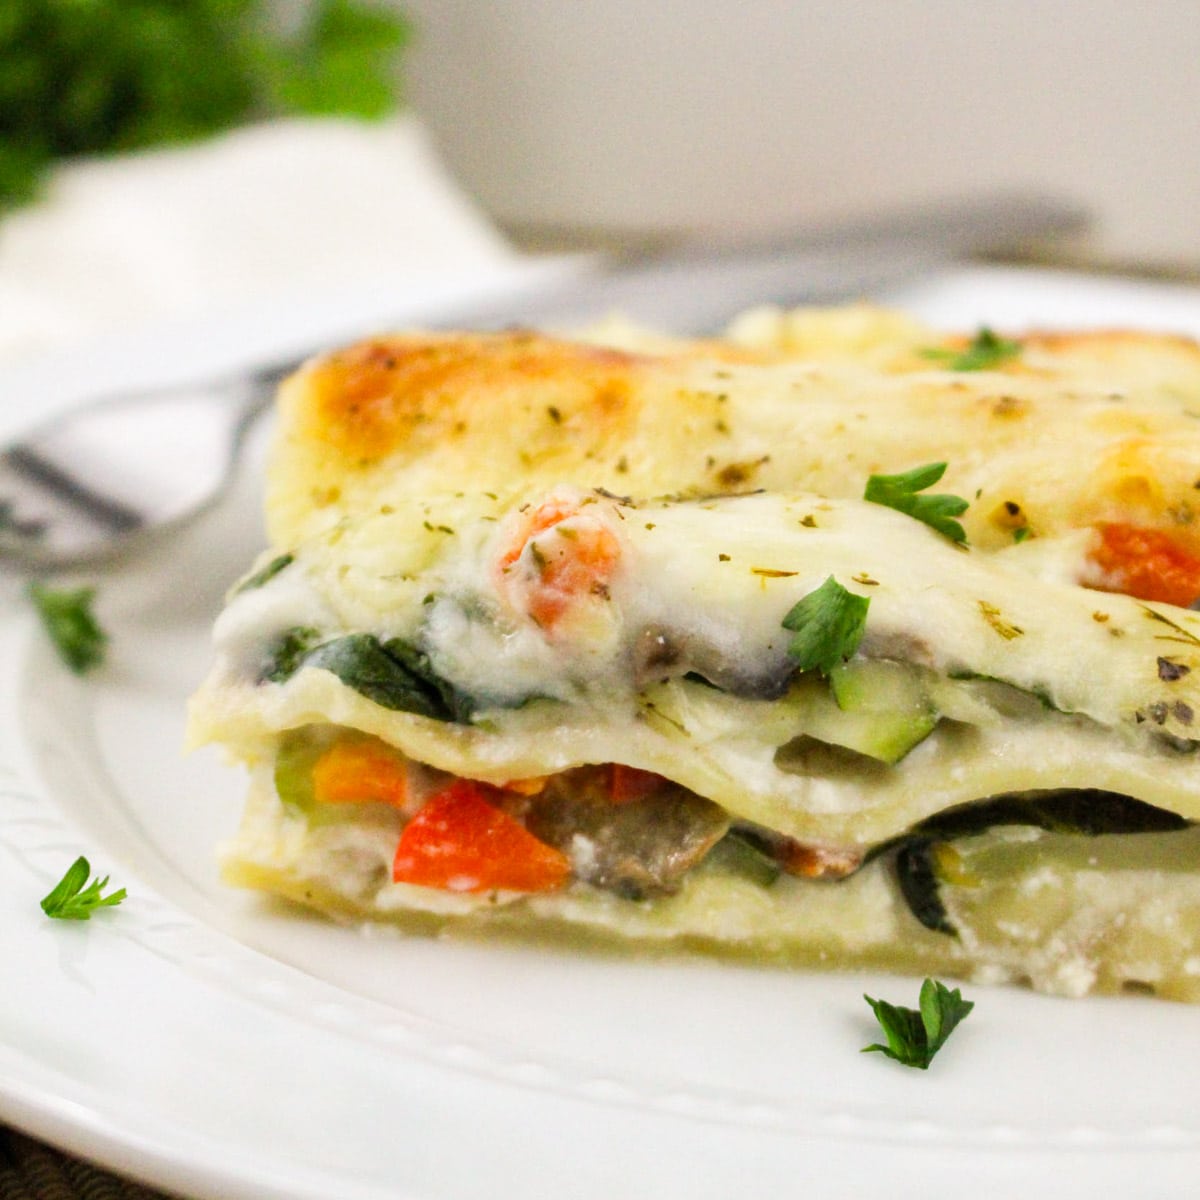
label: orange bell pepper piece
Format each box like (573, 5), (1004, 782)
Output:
(311, 738), (410, 808)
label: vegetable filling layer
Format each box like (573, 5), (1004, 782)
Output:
(273, 724), (1196, 935)
(192, 477), (1200, 996)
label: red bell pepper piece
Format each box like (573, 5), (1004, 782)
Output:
(1089, 522), (1200, 608)
(392, 780), (571, 893)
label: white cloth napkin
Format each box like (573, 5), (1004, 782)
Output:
(0, 116), (518, 364)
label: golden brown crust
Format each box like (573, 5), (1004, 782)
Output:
(301, 333), (645, 464)
(271, 331), (715, 545)
(810, 327), (1200, 379)
(727, 304), (1200, 380)
(267, 317), (1200, 559)
(1020, 327), (1200, 360)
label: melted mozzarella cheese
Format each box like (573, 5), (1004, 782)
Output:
(191, 487), (1200, 852)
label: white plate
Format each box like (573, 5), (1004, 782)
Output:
(3, 266), (1200, 1200)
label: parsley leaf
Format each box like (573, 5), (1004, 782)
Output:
(922, 326), (1022, 371)
(28, 581), (108, 674)
(862, 977), (974, 1069)
(782, 576), (870, 675)
(864, 462), (969, 544)
(40, 856), (126, 920)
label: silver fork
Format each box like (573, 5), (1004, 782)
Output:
(0, 194), (1088, 569)
(0, 364), (291, 568)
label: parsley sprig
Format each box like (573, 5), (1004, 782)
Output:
(0, 0), (411, 211)
(40, 856), (126, 920)
(782, 576), (870, 676)
(28, 582), (108, 674)
(864, 462), (969, 544)
(863, 977), (974, 1070)
(922, 326), (1021, 371)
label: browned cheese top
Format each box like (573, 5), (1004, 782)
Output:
(266, 314), (1200, 559)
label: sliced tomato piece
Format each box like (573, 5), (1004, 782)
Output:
(392, 780), (571, 893)
(311, 737), (410, 807)
(1089, 522), (1200, 608)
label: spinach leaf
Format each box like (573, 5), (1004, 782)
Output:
(380, 638), (476, 723)
(261, 626), (322, 682)
(261, 629), (474, 722)
(295, 634), (454, 719)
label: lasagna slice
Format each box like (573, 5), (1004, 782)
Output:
(189, 314), (1200, 1000)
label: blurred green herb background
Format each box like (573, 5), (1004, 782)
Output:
(0, 0), (411, 212)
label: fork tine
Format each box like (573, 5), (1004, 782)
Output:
(3, 447), (144, 534)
